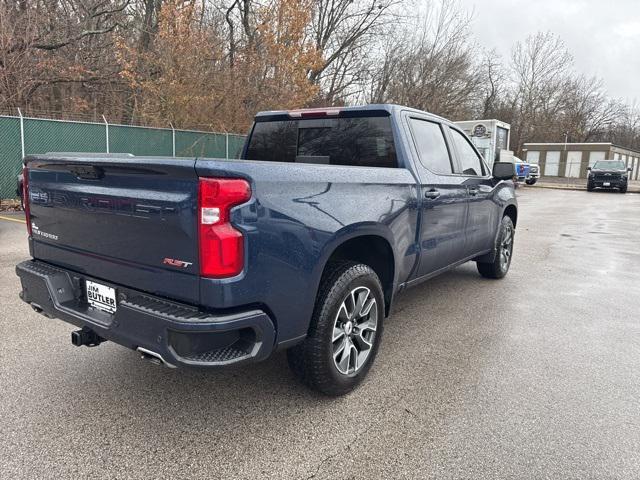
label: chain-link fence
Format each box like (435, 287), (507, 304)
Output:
(0, 114), (247, 199)
(0, 116), (22, 201)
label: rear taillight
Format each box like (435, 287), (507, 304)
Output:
(198, 178), (251, 278)
(22, 165), (31, 236)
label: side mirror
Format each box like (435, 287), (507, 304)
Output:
(492, 162), (515, 180)
(586, 166), (592, 171)
(628, 167), (633, 172)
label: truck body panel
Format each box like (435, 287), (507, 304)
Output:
(194, 158), (419, 341)
(26, 156), (201, 303)
(17, 104), (517, 368)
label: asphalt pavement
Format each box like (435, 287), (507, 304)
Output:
(1, 188), (640, 479)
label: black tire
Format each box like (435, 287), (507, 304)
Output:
(587, 182), (594, 192)
(525, 178), (537, 185)
(287, 262), (385, 396)
(477, 216), (515, 279)
(620, 186), (627, 194)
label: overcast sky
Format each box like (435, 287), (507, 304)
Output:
(470, 0), (640, 103)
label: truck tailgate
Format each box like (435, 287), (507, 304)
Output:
(25, 155), (200, 303)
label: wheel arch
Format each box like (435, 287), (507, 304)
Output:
(316, 229), (397, 317)
(475, 201), (518, 265)
(503, 203), (518, 227)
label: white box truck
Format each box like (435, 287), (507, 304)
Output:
(454, 119), (511, 169)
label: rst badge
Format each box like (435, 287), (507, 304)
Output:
(163, 258), (193, 269)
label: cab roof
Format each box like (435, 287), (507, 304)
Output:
(254, 104), (450, 124)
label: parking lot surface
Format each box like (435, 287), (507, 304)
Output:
(2, 188), (640, 479)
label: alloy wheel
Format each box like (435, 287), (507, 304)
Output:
(500, 223), (514, 271)
(332, 286), (378, 375)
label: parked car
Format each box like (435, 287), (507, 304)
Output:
(587, 160), (632, 193)
(513, 157), (530, 183)
(513, 157), (539, 185)
(525, 162), (540, 185)
(16, 104), (518, 396)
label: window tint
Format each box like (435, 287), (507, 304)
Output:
(449, 128), (485, 176)
(245, 120), (297, 164)
(245, 116), (397, 168)
(409, 118), (452, 174)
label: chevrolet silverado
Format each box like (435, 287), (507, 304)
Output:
(16, 104), (518, 395)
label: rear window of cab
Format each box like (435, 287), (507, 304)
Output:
(245, 116), (397, 168)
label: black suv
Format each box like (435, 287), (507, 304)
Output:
(587, 160), (632, 193)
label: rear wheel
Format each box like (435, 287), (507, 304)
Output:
(477, 216), (515, 279)
(287, 262), (384, 396)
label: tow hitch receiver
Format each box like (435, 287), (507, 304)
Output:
(71, 327), (104, 347)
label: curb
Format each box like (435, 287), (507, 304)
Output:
(530, 184), (585, 191)
(529, 184), (640, 193)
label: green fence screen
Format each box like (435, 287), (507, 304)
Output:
(175, 130), (227, 157)
(0, 115), (246, 199)
(0, 117), (22, 201)
(24, 119), (107, 155)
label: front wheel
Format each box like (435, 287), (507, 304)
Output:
(525, 178), (537, 185)
(620, 186), (627, 194)
(477, 216), (515, 279)
(287, 262), (384, 396)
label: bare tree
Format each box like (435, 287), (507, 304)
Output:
(507, 32), (573, 152)
(367, 0), (482, 119)
(0, 0), (128, 116)
(477, 49), (505, 119)
(560, 76), (625, 142)
(308, 0), (403, 104)
(1, 0), (639, 151)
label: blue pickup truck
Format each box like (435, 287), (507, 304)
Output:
(16, 104), (517, 395)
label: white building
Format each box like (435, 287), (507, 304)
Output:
(522, 143), (640, 180)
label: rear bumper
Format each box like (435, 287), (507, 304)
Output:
(16, 260), (275, 367)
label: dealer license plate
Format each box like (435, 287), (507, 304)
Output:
(603, 182), (611, 187)
(85, 280), (117, 314)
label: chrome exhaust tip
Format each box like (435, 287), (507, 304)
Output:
(136, 347), (177, 369)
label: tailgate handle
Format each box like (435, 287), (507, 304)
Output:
(69, 165), (104, 180)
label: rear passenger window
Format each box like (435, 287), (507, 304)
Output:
(449, 128), (485, 176)
(408, 118), (453, 174)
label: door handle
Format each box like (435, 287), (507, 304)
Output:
(468, 187), (479, 196)
(424, 189), (441, 199)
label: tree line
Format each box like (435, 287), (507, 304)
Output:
(1, 0), (638, 154)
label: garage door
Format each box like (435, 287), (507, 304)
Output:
(526, 151), (540, 163)
(545, 151), (560, 176)
(565, 151), (582, 177)
(589, 151), (606, 167)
